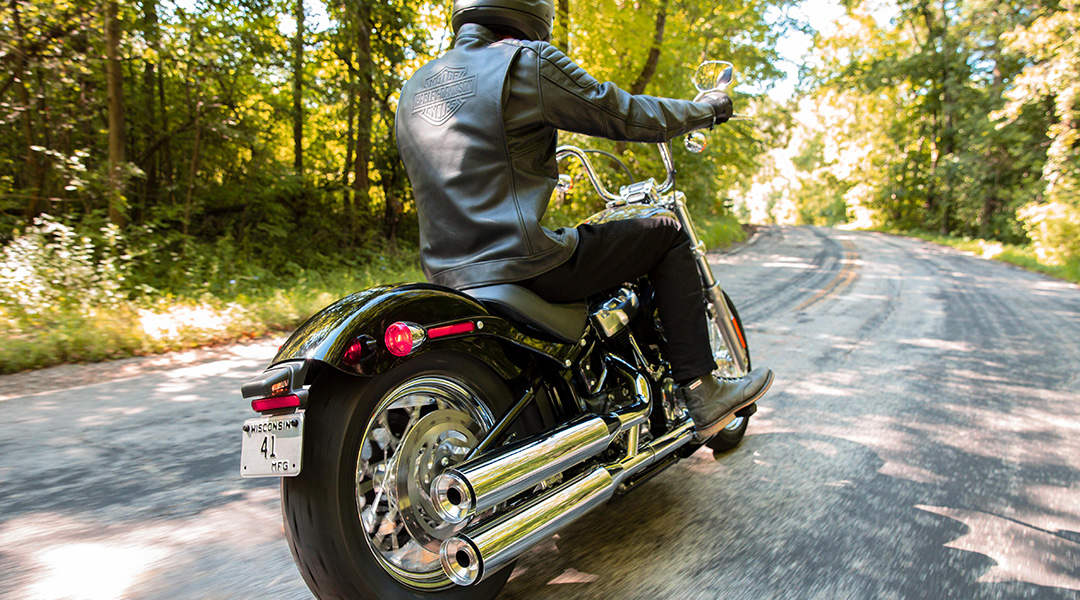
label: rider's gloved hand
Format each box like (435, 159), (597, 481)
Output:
(700, 92), (734, 124)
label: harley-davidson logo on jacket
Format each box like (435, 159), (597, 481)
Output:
(412, 66), (476, 126)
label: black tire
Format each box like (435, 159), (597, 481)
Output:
(705, 291), (753, 454)
(281, 351), (515, 600)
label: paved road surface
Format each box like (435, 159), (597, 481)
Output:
(1, 226), (1078, 599)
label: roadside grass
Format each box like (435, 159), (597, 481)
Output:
(696, 210), (747, 250)
(0, 255), (424, 374)
(877, 228), (1080, 285)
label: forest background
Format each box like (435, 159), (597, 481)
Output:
(0, 0), (1077, 372)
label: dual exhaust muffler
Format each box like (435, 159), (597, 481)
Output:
(434, 398), (695, 585)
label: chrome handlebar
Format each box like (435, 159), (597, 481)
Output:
(556, 142), (678, 202)
(555, 146), (622, 202)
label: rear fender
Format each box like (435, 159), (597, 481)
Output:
(266, 283), (581, 385)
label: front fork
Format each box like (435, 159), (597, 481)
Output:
(670, 194), (751, 375)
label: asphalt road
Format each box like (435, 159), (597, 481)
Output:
(1, 225), (1078, 599)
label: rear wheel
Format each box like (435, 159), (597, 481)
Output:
(281, 352), (515, 600)
(705, 291), (753, 453)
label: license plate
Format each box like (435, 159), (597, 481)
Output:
(240, 411), (304, 478)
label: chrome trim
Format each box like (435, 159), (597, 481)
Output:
(439, 419), (696, 585)
(555, 146), (621, 202)
(591, 288), (639, 338)
(656, 142), (676, 194)
(430, 356), (651, 525)
(593, 308), (629, 338)
(430, 414), (612, 524)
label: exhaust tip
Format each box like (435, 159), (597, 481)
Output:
(431, 471), (474, 524)
(441, 537), (480, 586)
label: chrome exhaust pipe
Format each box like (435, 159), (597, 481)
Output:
(441, 466), (613, 586)
(431, 357), (650, 524)
(440, 420), (695, 586)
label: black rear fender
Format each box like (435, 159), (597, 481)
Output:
(268, 283), (522, 379)
(251, 283), (582, 395)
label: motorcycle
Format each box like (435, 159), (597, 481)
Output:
(239, 61), (761, 600)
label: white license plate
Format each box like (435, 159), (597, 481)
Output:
(240, 411), (304, 478)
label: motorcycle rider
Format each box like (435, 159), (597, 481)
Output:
(395, 0), (773, 439)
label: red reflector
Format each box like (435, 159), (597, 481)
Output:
(343, 337), (367, 365)
(733, 317), (747, 349)
(252, 394), (300, 412)
(428, 322), (475, 339)
(385, 322), (422, 357)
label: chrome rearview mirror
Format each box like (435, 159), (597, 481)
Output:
(693, 61), (734, 93)
(684, 131), (707, 153)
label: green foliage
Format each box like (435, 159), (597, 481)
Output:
(789, 0), (1052, 241)
(0, 215), (130, 318)
(996, 0), (1080, 266)
(694, 209), (748, 249)
(0, 0), (787, 371)
(0, 214), (424, 373)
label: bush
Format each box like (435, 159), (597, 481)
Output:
(1017, 201), (1080, 266)
(0, 215), (130, 319)
(0, 214), (425, 373)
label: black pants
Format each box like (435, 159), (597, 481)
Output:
(522, 217), (716, 382)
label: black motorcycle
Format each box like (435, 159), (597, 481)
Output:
(239, 61), (760, 600)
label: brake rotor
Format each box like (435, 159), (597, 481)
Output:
(394, 409), (481, 552)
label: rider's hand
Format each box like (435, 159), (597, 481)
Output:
(700, 92), (734, 125)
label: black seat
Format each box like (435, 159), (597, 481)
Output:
(464, 284), (587, 344)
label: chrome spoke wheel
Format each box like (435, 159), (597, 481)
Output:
(356, 377), (494, 590)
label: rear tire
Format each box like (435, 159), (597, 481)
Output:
(281, 352), (515, 600)
(705, 291), (753, 453)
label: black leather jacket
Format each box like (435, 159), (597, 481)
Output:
(396, 24), (715, 289)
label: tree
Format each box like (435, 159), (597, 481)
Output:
(795, 0), (1047, 240)
(105, 0), (127, 226)
(998, 0), (1080, 264)
(292, 0), (305, 176)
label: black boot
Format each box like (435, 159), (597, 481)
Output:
(677, 368), (774, 439)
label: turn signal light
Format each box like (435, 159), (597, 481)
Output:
(385, 322), (426, 357)
(252, 394), (300, 412)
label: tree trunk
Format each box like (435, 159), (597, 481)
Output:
(183, 101), (202, 238)
(352, 2), (373, 226)
(159, 62), (173, 201)
(10, 0), (43, 218)
(141, 0), (162, 218)
(342, 63), (356, 233)
(629, 0), (669, 95)
(106, 0), (128, 227)
(293, 0), (305, 176)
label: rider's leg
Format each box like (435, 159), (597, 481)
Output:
(521, 217), (772, 435)
(523, 216), (713, 379)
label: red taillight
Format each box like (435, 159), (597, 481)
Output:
(252, 394), (300, 412)
(343, 336), (370, 366)
(385, 322), (424, 357)
(428, 321), (475, 339)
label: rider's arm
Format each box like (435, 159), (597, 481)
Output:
(517, 43), (716, 143)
